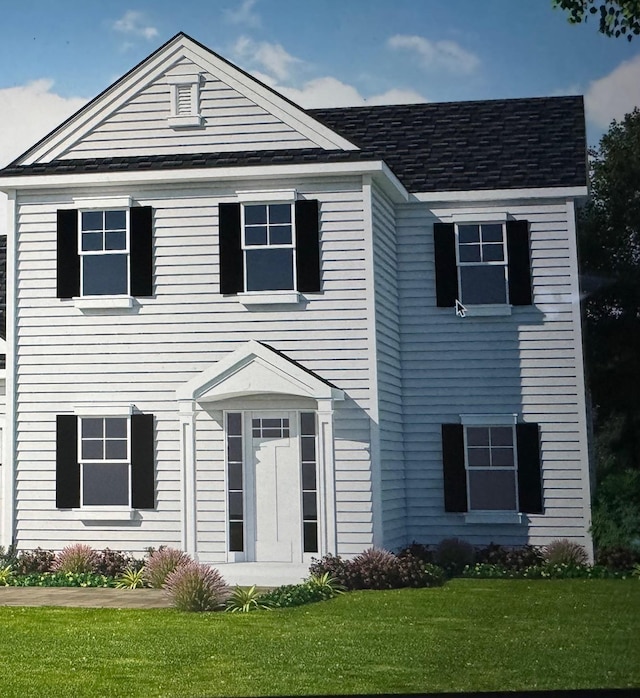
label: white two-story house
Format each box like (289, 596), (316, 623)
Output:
(0, 33), (592, 582)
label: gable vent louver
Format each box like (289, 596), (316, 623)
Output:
(167, 73), (203, 129)
(176, 84), (192, 115)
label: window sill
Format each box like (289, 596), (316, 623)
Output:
(462, 304), (512, 317)
(73, 296), (135, 311)
(168, 115), (203, 128)
(238, 291), (301, 306)
(73, 508), (135, 522)
(464, 511), (524, 525)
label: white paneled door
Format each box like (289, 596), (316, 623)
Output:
(248, 412), (302, 562)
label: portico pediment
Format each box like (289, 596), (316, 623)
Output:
(176, 340), (343, 404)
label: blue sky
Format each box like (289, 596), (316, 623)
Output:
(0, 0), (639, 166)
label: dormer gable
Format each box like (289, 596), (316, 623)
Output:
(13, 33), (358, 167)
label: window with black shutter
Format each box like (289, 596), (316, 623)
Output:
(434, 220), (532, 308)
(218, 199), (321, 294)
(441, 419), (543, 514)
(56, 413), (155, 509)
(56, 206), (153, 299)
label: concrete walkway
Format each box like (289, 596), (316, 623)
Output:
(0, 587), (172, 609)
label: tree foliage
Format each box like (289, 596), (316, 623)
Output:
(578, 108), (640, 547)
(553, 0), (640, 39)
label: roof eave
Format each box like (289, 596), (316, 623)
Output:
(0, 158), (410, 203)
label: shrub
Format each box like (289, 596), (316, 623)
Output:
(95, 549), (141, 577)
(388, 554), (445, 589)
(115, 566), (147, 589)
(308, 553), (350, 588)
(434, 538), (475, 575)
(0, 545), (18, 568)
(53, 544), (98, 574)
(15, 548), (56, 574)
(595, 545), (640, 572)
(9, 572), (115, 587)
(306, 572), (346, 596)
(422, 563), (447, 587)
(543, 539), (589, 566)
(0, 564), (14, 585)
(397, 542), (434, 564)
(347, 548), (401, 590)
(258, 581), (330, 608)
(310, 550), (446, 591)
(164, 563), (229, 612)
(226, 585), (273, 613)
(475, 543), (544, 570)
(143, 547), (191, 589)
(462, 563), (519, 579)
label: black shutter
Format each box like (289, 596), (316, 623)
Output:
(434, 223), (458, 307)
(218, 203), (243, 294)
(56, 209), (80, 299)
(56, 415), (79, 508)
(442, 423), (467, 512)
(295, 199), (321, 293)
(516, 422), (544, 514)
(506, 220), (532, 306)
(130, 206), (153, 297)
(131, 413), (155, 509)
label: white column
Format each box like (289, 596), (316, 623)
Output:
(178, 400), (198, 558)
(317, 398), (337, 556)
(1, 191), (16, 549)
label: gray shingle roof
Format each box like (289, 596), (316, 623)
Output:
(0, 96), (586, 193)
(309, 96), (587, 192)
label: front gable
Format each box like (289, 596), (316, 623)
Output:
(177, 340), (344, 404)
(16, 33), (358, 166)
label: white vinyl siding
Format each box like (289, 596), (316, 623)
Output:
(370, 182), (405, 550)
(397, 200), (591, 549)
(12, 177), (376, 557)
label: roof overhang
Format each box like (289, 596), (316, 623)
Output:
(411, 185), (589, 204)
(0, 159), (409, 204)
(176, 340), (344, 404)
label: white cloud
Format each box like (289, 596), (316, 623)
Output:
(234, 40), (426, 108)
(233, 36), (302, 82)
(225, 0), (260, 28)
(388, 34), (479, 74)
(252, 73), (426, 109)
(585, 54), (640, 129)
(0, 79), (86, 167)
(112, 10), (158, 40)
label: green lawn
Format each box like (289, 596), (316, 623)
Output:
(1, 579), (638, 697)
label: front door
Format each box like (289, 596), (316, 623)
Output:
(248, 412), (301, 562)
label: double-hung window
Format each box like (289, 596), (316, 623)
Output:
(56, 204), (153, 300)
(434, 219), (532, 308)
(56, 412), (155, 510)
(242, 204), (295, 292)
(80, 417), (130, 506)
(464, 425), (517, 510)
(441, 419), (543, 515)
(457, 223), (508, 305)
(79, 210), (129, 296)
(218, 198), (321, 296)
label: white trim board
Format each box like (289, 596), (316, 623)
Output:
(0, 160), (410, 203)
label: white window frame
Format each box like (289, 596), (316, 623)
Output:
(77, 415), (131, 509)
(455, 220), (510, 308)
(460, 413), (520, 516)
(241, 202), (298, 294)
(78, 208), (130, 298)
